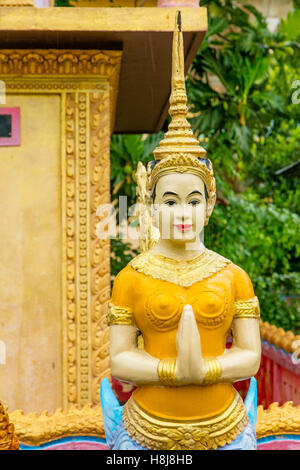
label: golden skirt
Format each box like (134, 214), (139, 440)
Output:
(122, 391), (248, 450)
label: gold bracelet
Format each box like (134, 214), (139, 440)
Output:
(203, 358), (222, 385)
(157, 358), (178, 386)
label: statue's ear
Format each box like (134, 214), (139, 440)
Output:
(204, 193), (216, 225)
(150, 204), (159, 228)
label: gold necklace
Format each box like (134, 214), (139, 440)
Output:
(128, 248), (231, 287)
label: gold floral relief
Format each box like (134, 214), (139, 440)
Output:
(0, 401), (19, 450)
(90, 90), (112, 405)
(122, 393), (248, 450)
(6, 400), (300, 447)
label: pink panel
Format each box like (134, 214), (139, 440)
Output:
(258, 440), (300, 450)
(0, 107), (20, 146)
(45, 442), (109, 451)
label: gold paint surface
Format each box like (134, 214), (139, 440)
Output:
(0, 7), (207, 33)
(0, 0), (33, 5)
(0, 94), (62, 414)
(73, 0), (157, 7)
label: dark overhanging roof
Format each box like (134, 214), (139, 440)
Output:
(0, 7), (207, 134)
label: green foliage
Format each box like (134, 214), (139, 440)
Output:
(205, 193), (300, 332)
(186, 0), (300, 332)
(110, 239), (139, 288)
(187, 0), (288, 168)
(248, 120), (300, 215)
(110, 134), (162, 276)
(279, 9), (300, 41)
(109, 1), (300, 333)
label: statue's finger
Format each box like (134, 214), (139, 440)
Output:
(176, 306), (191, 358)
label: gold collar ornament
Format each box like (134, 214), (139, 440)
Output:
(129, 248), (230, 287)
(135, 11), (216, 252)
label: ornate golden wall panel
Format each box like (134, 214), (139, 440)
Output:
(0, 49), (122, 411)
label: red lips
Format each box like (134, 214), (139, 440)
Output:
(175, 224), (193, 232)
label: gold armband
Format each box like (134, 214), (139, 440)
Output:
(203, 358), (222, 385)
(107, 302), (134, 326)
(157, 358), (178, 386)
(233, 296), (260, 319)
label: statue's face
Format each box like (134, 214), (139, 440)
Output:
(152, 173), (206, 244)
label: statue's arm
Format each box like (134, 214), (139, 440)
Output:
(108, 267), (161, 385)
(216, 317), (261, 383)
(110, 324), (160, 385)
(216, 265), (261, 383)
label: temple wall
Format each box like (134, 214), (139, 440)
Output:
(0, 94), (62, 413)
(0, 48), (122, 413)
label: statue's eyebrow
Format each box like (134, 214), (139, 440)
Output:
(188, 190), (203, 196)
(162, 190), (203, 197)
(162, 191), (178, 197)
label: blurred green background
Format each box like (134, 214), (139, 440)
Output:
(110, 0), (300, 333)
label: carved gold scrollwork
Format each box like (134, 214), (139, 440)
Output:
(0, 401), (19, 450)
(64, 93), (77, 406)
(7, 400), (300, 448)
(90, 90), (111, 404)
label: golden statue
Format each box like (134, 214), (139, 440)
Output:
(100, 11), (261, 451)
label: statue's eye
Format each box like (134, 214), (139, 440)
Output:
(165, 200), (176, 206)
(189, 200), (200, 206)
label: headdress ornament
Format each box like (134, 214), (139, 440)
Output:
(136, 11), (216, 252)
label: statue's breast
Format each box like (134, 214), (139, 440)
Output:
(188, 286), (228, 328)
(143, 283), (229, 331)
(145, 289), (185, 331)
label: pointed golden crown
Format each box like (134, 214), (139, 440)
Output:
(147, 10), (216, 211)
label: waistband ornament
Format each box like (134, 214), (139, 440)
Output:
(122, 392), (248, 450)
